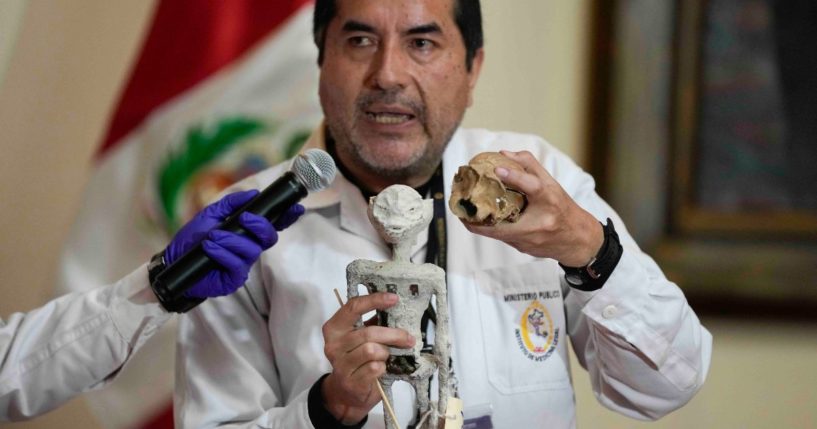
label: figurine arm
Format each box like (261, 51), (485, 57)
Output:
(346, 262), (364, 329)
(432, 274), (451, 412)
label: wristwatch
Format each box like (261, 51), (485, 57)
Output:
(559, 218), (622, 291)
(147, 250), (205, 313)
(147, 250), (167, 285)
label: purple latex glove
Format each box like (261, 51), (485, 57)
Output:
(165, 190), (304, 299)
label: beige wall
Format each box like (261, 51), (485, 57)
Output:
(2, 1), (816, 428)
(0, 0), (156, 313)
(464, 0), (589, 162)
(0, 0), (27, 86)
(0, 0), (156, 427)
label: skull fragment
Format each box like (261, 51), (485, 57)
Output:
(449, 152), (528, 225)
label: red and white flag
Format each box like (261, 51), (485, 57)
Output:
(56, 1), (320, 427)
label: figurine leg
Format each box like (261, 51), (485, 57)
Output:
(380, 378), (398, 429)
(411, 378), (431, 428)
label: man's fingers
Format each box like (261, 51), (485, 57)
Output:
(324, 324), (415, 368)
(347, 325), (415, 350)
(208, 190), (259, 218)
(327, 325), (415, 360)
(207, 230), (263, 262)
(352, 360), (387, 380)
(499, 150), (539, 172)
(354, 341), (391, 362)
(331, 293), (399, 326)
(349, 360), (387, 388)
(238, 212), (278, 249)
(500, 150), (556, 182)
(343, 341), (391, 371)
(335, 360), (384, 404)
(322, 293), (402, 350)
(274, 204), (305, 230)
(494, 166), (542, 198)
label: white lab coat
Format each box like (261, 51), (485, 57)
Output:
(0, 264), (171, 421)
(175, 127), (712, 428)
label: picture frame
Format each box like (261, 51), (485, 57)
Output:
(672, 0), (817, 238)
(586, 0), (817, 318)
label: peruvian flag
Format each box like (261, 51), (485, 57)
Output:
(56, 1), (320, 427)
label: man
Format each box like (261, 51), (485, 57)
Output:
(175, 1), (712, 428)
(0, 190), (303, 421)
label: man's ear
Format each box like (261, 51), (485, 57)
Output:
(467, 48), (485, 107)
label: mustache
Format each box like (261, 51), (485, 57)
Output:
(356, 90), (425, 121)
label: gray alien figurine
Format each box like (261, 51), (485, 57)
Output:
(346, 184), (451, 429)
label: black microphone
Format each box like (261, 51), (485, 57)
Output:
(150, 148), (337, 312)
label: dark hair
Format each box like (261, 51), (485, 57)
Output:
(313, 0), (483, 71)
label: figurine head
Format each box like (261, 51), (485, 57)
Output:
(368, 185), (433, 245)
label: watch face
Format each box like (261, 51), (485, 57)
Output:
(565, 272), (585, 286)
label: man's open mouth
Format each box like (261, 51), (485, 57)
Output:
(366, 111), (415, 125)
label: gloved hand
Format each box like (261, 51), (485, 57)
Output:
(165, 190), (304, 299)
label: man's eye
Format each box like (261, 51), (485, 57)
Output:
(411, 39), (434, 50)
(349, 36), (375, 47)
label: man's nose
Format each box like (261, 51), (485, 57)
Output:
(367, 42), (409, 91)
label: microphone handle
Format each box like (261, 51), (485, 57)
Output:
(152, 172), (307, 305)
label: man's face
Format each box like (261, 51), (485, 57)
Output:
(319, 0), (483, 190)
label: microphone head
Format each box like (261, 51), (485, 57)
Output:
(291, 148), (337, 192)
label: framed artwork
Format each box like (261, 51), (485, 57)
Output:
(672, 0), (817, 238)
(587, 0), (817, 318)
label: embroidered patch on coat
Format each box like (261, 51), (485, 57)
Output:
(514, 300), (560, 362)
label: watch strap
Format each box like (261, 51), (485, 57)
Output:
(147, 250), (166, 285)
(559, 218), (623, 291)
(148, 250), (206, 313)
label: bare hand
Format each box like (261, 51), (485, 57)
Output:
(462, 150), (603, 267)
(321, 292), (416, 424)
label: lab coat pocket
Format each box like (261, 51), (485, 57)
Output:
(474, 261), (571, 394)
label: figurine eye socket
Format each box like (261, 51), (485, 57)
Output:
(410, 284), (419, 297)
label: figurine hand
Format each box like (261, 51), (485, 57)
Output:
(321, 292), (415, 425)
(461, 150), (604, 267)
